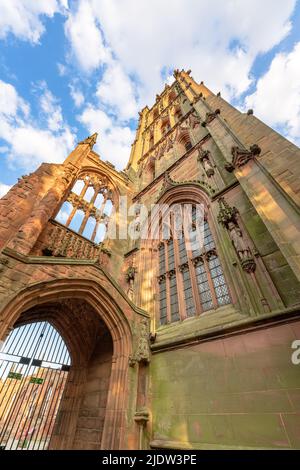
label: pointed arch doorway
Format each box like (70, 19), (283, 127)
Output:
(0, 321), (71, 450)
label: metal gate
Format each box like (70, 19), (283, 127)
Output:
(0, 321), (71, 450)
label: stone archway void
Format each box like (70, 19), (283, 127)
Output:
(0, 279), (134, 449)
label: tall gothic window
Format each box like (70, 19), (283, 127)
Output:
(158, 204), (230, 325)
(55, 174), (113, 243)
(177, 130), (193, 153)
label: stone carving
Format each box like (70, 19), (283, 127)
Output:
(133, 206), (141, 233)
(129, 319), (151, 367)
(126, 264), (137, 300)
(217, 198), (256, 273)
(228, 223), (252, 260)
(189, 112), (201, 129)
(0, 256), (9, 273)
(134, 408), (150, 425)
(217, 197), (238, 227)
(38, 220), (111, 263)
(78, 132), (98, 149)
(198, 149), (215, 177)
(225, 144), (261, 172)
(157, 171), (215, 201)
(201, 109), (220, 127)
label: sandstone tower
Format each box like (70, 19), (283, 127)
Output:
(0, 70), (300, 449)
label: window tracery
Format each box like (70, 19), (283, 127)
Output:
(158, 203), (231, 324)
(55, 173), (114, 244)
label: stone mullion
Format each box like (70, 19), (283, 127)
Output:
(164, 240), (172, 324)
(80, 180), (90, 200)
(185, 207), (204, 316)
(91, 220), (100, 243)
(91, 192), (109, 241)
(78, 188), (98, 235)
(204, 253), (218, 308)
(78, 210), (90, 235)
(153, 245), (161, 331)
(98, 192), (109, 219)
(186, 249), (203, 316)
(65, 206), (77, 228)
(173, 228), (186, 321)
(90, 188), (106, 242)
(66, 181), (89, 227)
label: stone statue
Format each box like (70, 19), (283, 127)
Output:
(202, 158), (214, 177)
(126, 260), (137, 300)
(228, 222), (251, 260)
(135, 319), (150, 363)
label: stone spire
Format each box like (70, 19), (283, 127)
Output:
(79, 132), (98, 149)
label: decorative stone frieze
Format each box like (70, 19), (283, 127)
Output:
(225, 144), (261, 172)
(201, 109), (220, 127)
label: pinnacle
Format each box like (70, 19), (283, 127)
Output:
(79, 132), (98, 148)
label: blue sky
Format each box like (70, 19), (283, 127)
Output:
(0, 0), (300, 197)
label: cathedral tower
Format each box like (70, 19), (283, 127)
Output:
(0, 70), (300, 449)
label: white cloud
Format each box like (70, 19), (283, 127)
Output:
(57, 62), (67, 76)
(64, 0), (110, 71)
(38, 82), (64, 131)
(64, 0), (296, 104)
(0, 182), (11, 198)
(79, 106), (135, 169)
(0, 0), (68, 43)
(62, 0), (298, 168)
(245, 42), (300, 146)
(69, 84), (84, 108)
(0, 80), (29, 117)
(96, 61), (138, 120)
(0, 80), (76, 171)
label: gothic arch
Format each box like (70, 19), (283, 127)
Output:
(77, 166), (120, 205)
(0, 278), (133, 450)
(137, 183), (236, 327)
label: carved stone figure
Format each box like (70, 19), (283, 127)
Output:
(198, 150), (215, 177)
(227, 222), (252, 260)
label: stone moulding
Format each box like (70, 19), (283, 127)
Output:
(225, 144), (261, 172)
(201, 109), (221, 127)
(151, 306), (300, 353)
(1, 246), (149, 319)
(156, 171), (215, 202)
(134, 408), (150, 425)
(132, 133), (212, 202)
(241, 257), (256, 273)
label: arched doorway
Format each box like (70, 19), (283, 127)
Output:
(0, 321), (71, 450)
(0, 278), (140, 449)
(0, 291), (121, 449)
